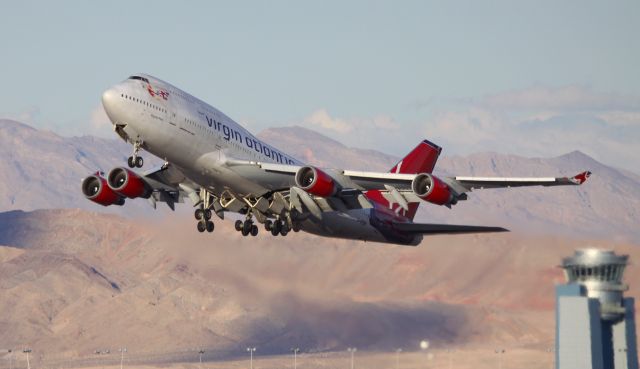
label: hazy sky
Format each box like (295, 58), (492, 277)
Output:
(1, 1), (639, 171)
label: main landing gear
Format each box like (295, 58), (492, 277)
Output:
(235, 217), (258, 237)
(264, 218), (295, 237)
(195, 207), (215, 233)
(127, 140), (144, 168)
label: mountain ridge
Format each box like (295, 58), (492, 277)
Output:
(1, 119), (638, 241)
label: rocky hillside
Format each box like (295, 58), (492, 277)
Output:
(0, 119), (160, 216)
(0, 209), (639, 360)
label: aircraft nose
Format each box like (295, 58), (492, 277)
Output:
(101, 88), (118, 114)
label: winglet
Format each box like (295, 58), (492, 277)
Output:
(569, 171), (591, 185)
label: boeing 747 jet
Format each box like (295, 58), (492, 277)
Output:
(82, 74), (590, 246)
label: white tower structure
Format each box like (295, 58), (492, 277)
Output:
(556, 249), (638, 369)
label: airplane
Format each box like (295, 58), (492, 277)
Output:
(81, 74), (591, 246)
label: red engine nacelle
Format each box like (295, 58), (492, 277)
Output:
(295, 166), (338, 197)
(107, 167), (151, 199)
(81, 173), (124, 206)
(411, 173), (454, 206)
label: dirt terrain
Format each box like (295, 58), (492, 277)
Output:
(0, 209), (637, 369)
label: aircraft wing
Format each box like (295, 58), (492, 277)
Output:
(448, 171), (592, 191)
(224, 160), (590, 217)
(248, 161), (591, 191)
(392, 222), (508, 234)
(239, 160), (590, 194)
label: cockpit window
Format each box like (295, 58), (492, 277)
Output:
(128, 75), (149, 83)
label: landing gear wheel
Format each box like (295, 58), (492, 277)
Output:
(127, 156), (135, 168)
(206, 221), (214, 233)
(195, 209), (204, 220)
(250, 225), (258, 236)
(292, 223), (301, 232)
(197, 221), (206, 233)
(235, 220), (243, 231)
(271, 221), (282, 236)
(264, 220), (273, 231)
(241, 227), (250, 237)
(135, 156), (144, 168)
(243, 220), (253, 234)
(204, 209), (212, 220)
(280, 222), (290, 236)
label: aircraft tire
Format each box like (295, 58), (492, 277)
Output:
(243, 220), (253, 233)
(273, 221), (282, 234)
(271, 227), (279, 236)
(195, 209), (204, 220)
(206, 221), (214, 233)
(280, 229), (289, 237)
(235, 220), (243, 231)
(127, 157), (135, 168)
(197, 221), (206, 233)
(250, 225), (258, 236)
(204, 209), (212, 220)
(241, 227), (250, 237)
(264, 220), (273, 231)
(282, 222), (291, 233)
(135, 157), (144, 168)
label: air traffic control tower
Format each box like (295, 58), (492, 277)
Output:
(556, 249), (638, 369)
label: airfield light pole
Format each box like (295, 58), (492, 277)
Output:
(395, 348), (402, 369)
(446, 349), (453, 369)
(495, 349), (505, 369)
(546, 346), (554, 369)
(246, 347), (256, 369)
(419, 340), (429, 369)
(119, 347), (127, 369)
(23, 348), (32, 369)
(347, 347), (357, 369)
(290, 347), (300, 369)
(198, 348), (205, 368)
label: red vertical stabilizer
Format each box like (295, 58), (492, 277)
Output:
(389, 139), (442, 175)
(367, 140), (442, 220)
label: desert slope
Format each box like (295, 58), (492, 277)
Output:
(0, 209), (638, 360)
(0, 119), (160, 215)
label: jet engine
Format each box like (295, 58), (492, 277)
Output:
(81, 173), (124, 206)
(411, 173), (455, 206)
(295, 166), (338, 197)
(107, 167), (151, 199)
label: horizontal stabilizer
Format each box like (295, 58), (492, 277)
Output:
(393, 222), (508, 235)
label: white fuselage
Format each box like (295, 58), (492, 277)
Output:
(101, 74), (419, 245)
(102, 74), (303, 197)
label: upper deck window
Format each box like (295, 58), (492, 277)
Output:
(128, 75), (149, 83)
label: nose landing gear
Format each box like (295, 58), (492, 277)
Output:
(127, 140), (144, 168)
